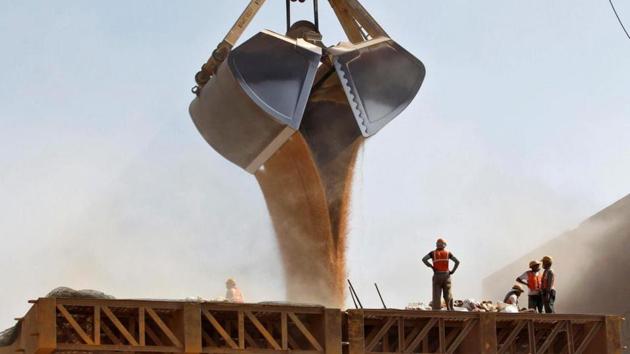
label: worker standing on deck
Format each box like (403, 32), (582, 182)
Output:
(422, 238), (460, 311)
(225, 278), (244, 303)
(516, 261), (543, 312)
(541, 256), (556, 313)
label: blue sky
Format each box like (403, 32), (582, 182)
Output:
(1, 0), (629, 327)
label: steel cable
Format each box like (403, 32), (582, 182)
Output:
(608, 0), (630, 40)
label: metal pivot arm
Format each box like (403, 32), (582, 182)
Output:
(328, 0), (387, 43)
(194, 0), (266, 91)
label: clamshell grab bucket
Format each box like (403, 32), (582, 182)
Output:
(189, 30), (322, 173)
(330, 37), (426, 137)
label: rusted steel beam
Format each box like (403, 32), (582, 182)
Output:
(54, 298), (184, 310)
(575, 322), (602, 354)
(145, 324), (163, 346)
(238, 311), (246, 350)
(402, 323), (422, 349)
(397, 318), (405, 352)
(102, 306), (139, 346)
(288, 312), (323, 351)
(138, 307), (145, 346)
(201, 330), (216, 347)
(604, 316), (623, 354)
(201, 309), (238, 349)
(527, 320), (537, 354)
(365, 318), (396, 352)
(204, 303), (325, 315)
(347, 311), (365, 354)
(404, 318), (437, 353)
(36, 298), (57, 354)
(245, 311), (281, 350)
(101, 322), (123, 345)
(497, 321), (526, 354)
(324, 309), (342, 354)
(560, 321), (576, 354)
(183, 303), (202, 354)
(56, 343), (180, 353)
(146, 307), (183, 348)
(446, 319), (477, 354)
(280, 312), (288, 350)
(537, 321), (565, 353)
(94, 305), (101, 345)
(56, 304), (94, 345)
(497, 313), (607, 322)
(478, 313), (497, 354)
(438, 319), (446, 353)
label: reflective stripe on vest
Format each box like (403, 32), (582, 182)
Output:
(433, 250), (450, 272)
(527, 271), (541, 291)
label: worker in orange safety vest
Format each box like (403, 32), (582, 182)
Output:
(422, 238), (460, 310)
(516, 260), (543, 312)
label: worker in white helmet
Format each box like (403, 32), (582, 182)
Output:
(422, 238), (460, 311)
(225, 278), (244, 303)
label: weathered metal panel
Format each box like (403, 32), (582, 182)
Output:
(190, 30), (321, 173)
(330, 37), (425, 137)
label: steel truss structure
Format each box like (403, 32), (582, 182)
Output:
(1, 299), (621, 354)
(347, 310), (623, 354)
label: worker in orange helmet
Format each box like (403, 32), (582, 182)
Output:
(541, 256), (556, 313)
(422, 238), (460, 311)
(516, 260), (543, 312)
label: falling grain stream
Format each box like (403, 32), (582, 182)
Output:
(256, 63), (363, 307)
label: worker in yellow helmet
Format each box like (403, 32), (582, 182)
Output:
(541, 256), (556, 313)
(422, 238), (460, 311)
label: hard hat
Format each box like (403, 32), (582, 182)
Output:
(226, 278), (236, 286)
(528, 260), (541, 268)
(541, 256), (553, 263)
(512, 284), (524, 292)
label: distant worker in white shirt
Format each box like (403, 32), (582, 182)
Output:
(225, 278), (244, 303)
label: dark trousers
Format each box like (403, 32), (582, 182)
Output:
(432, 272), (453, 310)
(543, 289), (556, 313)
(528, 294), (543, 313)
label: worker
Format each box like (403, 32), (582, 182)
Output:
(516, 260), (543, 312)
(422, 238), (460, 311)
(541, 256), (556, 313)
(503, 284), (524, 307)
(225, 278), (244, 303)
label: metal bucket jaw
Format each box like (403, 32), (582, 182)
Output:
(329, 37), (426, 137)
(189, 30), (322, 173)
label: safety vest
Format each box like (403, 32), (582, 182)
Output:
(433, 250), (450, 272)
(527, 271), (542, 291)
(541, 270), (554, 290)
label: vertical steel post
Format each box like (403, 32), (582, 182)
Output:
(286, 0), (291, 32)
(313, 0), (319, 30)
(183, 303), (201, 354)
(35, 298), (56, 354)
(347, 310), (365, 354)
